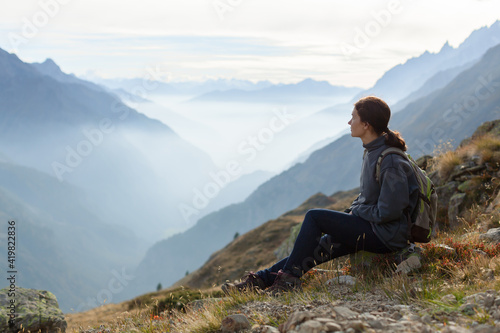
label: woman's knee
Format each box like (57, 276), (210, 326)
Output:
(304, 209), (323, 221)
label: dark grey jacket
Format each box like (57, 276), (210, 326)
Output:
(350, 135), (420, 251)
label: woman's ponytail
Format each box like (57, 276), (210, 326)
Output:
(385, 129), (407, 151)
(354, 96), (407, 151)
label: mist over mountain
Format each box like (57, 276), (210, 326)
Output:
(391, 61), (476, 112)
(87, 76), (275, 97)
(0, 159), (144, 312)
(0, 48), (220, 242)
(188, 79), (362, 104)
(131, 38), (500, 298)
(0, 48), (231, 311)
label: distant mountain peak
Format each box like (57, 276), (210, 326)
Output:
(440, 41), (453, 52)
(354, 20), (500, 105)
(34, 58), (62, 74)
(42, 58), (59, 67)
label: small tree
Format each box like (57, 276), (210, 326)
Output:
(156, 283), (162, 291)
(234, 232), (240, 239)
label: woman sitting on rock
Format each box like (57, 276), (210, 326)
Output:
(223, 96), (420, 295)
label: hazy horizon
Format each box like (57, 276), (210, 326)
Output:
(2, 1), (500, 88)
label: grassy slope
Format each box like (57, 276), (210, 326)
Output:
(173, 189), (359, 290)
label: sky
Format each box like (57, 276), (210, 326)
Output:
(1, 0), (500, 88)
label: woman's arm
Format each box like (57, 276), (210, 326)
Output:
(350, 165), (410, 223)
(346, 194), (361, 213)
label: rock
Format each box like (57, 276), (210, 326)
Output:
(435, 181), (459, 229)
(346, 320), (366, 331)
(251, 324), (279, 333)
(457, 178), (482, 193)
(416, 155), (434, 170)
(315, 318), (341, 331)
(459, 303), (478, 316)
(450, 165), (486, 181)
(441, 294), (457, 304)
(470, 324), (498, 333)
(367, 318), (384, 329)
(395, 255), (421, 274)
(188, 297), (224, 311)
(436, 181), (459, 207)
(473, 249), (489, 257)
(421, 314), (433, 323)
(297, 320), (323, 333)
(326, 275), (356, 286)
(0, 287), (66, 333)
(486, 191), (500, 213)
(442, 325), (471, 333)
(221, 314), (251, 332)
(448, 193), (467, 228)
(279, 311), (317, 332)
(390, 312), (403, 320)
(479, 228), (500, 243)
(428, 170), (440, 186)
(434, 244), (457, 256)
(481, 268), (495, 281)
(491, 310), (500, 320)
(484, 294), (495, 309)
(332, 306), (358, 320)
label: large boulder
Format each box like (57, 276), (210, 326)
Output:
(435, 181), (459, 229)
(448, 193), (467, 229)
(480, 228), (500, 243)
(0, 287), (66, 333)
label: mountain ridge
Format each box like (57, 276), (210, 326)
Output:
(188, 78), (362, 103)
(354, 20), (500, 104)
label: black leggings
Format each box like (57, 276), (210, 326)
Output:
(256, 209), (391, 286)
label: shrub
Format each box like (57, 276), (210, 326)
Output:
(435, 150), (462, 180)
(153, 287), (224, 314)
(420, 237), (500, 278)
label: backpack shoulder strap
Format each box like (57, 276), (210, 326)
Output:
(375, 147), (408, 183)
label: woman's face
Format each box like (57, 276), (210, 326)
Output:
(348, 108), (368, 138)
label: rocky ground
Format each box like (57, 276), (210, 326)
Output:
(220, 284), (500, 333)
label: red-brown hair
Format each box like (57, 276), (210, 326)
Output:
(354, 96), (407, 151)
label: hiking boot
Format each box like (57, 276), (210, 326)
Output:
(222, 272), (267, 294)
(266, 270), (302, 296)
(393, 243), (422, 265)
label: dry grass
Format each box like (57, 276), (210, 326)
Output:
(474, 134), (500, 164)
(434, 150), (462, 180)
(66, 204), (500, 332)
(432, 134), (500, 180)
(67, 223), (500, 332)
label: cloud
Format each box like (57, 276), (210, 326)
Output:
(0, 0), (499, 86)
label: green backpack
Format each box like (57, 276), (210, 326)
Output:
(376, 147), (438, 243)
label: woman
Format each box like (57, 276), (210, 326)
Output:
(223, 96), (420, 295)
